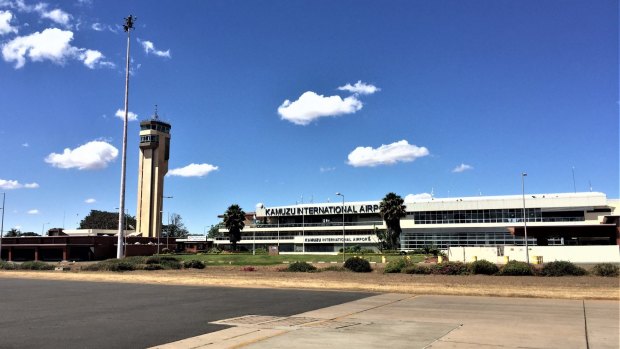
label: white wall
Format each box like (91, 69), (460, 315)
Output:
(448, 247), (503, 263)
(448, 245), (620, 264)
(504, 245), (620, 264)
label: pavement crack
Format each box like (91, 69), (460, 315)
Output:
(333, 294), (416, 321)
(583, 299), (590, 349)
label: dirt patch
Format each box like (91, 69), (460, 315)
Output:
(1, 264), (617, 300)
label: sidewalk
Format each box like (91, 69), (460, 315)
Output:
(150, 294), (620, 349)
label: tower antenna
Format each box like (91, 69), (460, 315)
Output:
(153, 104), (159, 119)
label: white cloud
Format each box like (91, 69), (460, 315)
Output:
(45, 140), (118, 170)
(84, 198), (96, 204)
(21, 142), (29, 147)
(0, 10), (18, 35)
(319, 166), (336, 173)
(13, 1), (72, 27)
(278, 91), (362, 125)
(1, 28), (113, 69)
(91, 22), (118, 33)
(0, 179), (39, 189)
(27, 209), (39, 214)
(347, 140), (429, 167)
(40, 8), (71, 26)
(452, 163), (473, 173)
(338, 81), (380, 95)
(405, 193), (432, 202)
(138, 38), (171, 58)
(79, 49), (113, 69)
(114, 109), (138, 121)
(167, 163), (219, 177)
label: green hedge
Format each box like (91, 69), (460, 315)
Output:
(430, 262), (468, 275)
(402, 264), (432, 274)
(183, 259), (206, 269)
(468, 260), (499, 275)
(19, 261), (54, 270)
(0, 261), (18, 270)
(145, 256), (182, 270)
(285, 261), (317, 272)
(344, 257), (372, 273)
(384, 258), (411, 273)
(498, 261), (533, 276)
(540, 261), (587, 277)
(591, 263), (619, 277)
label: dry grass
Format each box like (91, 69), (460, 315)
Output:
(1, 264), (618, 300)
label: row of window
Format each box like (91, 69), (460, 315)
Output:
(214, 230), (371, 240)
(140, 123), (170, 133)
(410, 208), (585, 224)
(140, 135), (159, 143)
(400, 231), (560, 249)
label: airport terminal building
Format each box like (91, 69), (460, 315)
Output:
(215, 192), (619, 252)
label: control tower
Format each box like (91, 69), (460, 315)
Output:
(136, 111), (171, 238)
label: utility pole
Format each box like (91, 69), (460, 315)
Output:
(117, 14), (135, 259)
(0, 193), (5, 260)
(521, 172), (529, 264)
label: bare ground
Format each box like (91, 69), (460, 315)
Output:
(1, 264), (618, 300)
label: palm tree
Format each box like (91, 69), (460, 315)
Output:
(223, 204), (246, 251)
(379, 192), (407, 250)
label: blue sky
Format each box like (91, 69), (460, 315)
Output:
(0, 0), (618, 235)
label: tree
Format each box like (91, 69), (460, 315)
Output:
(5, 228), (21, 237)
(161, 213), (189, 238)
(223, 204), (246, 251)
(79, 210), (136, 230)
(374, 226), (389, 252)
(21, 232), (40, 237)
(379, 192), (407, 250)
(3, 229), (39, 237)
(207, 222), (224, 239)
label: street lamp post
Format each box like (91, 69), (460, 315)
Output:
(115, 207), (129, 257)
(167, 212), (170, 252)
(336, 192), (345, 263)
(252, 215), (256, 255)
(158, 210), (163, 254)
(117, 14), (135, 259)
(0, 192), (5, 260)
(521, 172), (529, 264)
(158, 195), (173, 254)
(41, 222), (50, 236)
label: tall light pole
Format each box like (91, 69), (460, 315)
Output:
(521, 172), (529, 264)
(167, 212), (170, 252)
(117, 14), (135, 259)
(252, 214), (256, 255)
(116, 207), (129, 257)
(162, 196), (173, 253)
(41, 222), (50, 236)
(0, 192), (5, 260)
(158, 210), (163, 254)
(336, 192), (345, 263)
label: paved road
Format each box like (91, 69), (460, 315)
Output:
(0, 278), (373, 349)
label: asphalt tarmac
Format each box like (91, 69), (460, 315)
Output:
(0, 278), (373, 349)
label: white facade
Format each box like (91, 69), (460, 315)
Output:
(448, 246), (620, 264)
(216, 192), (618, 252)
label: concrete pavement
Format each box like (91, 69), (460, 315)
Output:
(0, 278), (372, 349)
(152, 294), (620, 349)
